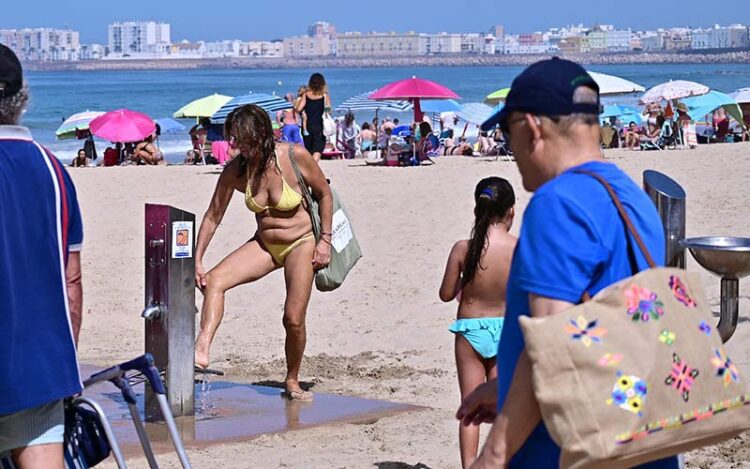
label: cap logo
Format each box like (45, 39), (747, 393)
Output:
(571, 74), (593, 87)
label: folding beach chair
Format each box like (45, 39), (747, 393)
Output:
(1, 354), (192, 469)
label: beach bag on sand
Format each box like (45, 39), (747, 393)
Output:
(519, 170), (750, 469)
(288, 146), (362, 292)
(323, 113), (336, 137)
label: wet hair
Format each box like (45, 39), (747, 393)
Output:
(361, 122), (370, 130)
(77, 148), (86, 157)
(345, 110), (355, 127)
(308, 73), (326, 93)
(224, 104), (276, 187)
(461, 145), (473, 156)
(462, 177), (515, 287)
(419, 121), (432, 137)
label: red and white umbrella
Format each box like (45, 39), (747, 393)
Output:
(370, 76), (460, 122)
(640, 80), (710, 104)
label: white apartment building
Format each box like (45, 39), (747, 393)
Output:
(108, 21), (171, 56)
(692, 25), (750, 49)
(202, 40), (241, 58)
(240, 41), (284, 58)
(426, 33), (461, 54)
(336, 32), (427, 57)
(605, 29), (632, 52)
(0, 28), (80, 61)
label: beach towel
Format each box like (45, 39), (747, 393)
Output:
(211, 141), (230, 165)
(519, 171), (750, 469)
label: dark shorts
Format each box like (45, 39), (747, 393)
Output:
(304, 131), (326, 155)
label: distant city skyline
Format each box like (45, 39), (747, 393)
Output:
(2, 0), (749, 44)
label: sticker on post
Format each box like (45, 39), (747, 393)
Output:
(172, 221), (194, 258)
(330, 209), (353, 254)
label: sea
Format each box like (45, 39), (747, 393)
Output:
(20, 63), (750, 164)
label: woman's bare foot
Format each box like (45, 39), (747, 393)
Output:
(283, 379), (313, 401)
(195, 340), (210, 370)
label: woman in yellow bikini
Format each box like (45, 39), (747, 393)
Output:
(194, 104), (333, 401)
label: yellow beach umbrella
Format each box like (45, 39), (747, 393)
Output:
(484, 88), (510, 105)
(173, 93), (233, 119)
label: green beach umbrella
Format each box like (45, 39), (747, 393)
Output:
(173, 93), (232, 119)
(484, 88), (510, 105)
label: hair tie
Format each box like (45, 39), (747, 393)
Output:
(480, 188), (494, 198)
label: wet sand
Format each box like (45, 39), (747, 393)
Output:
(71, 143), (750, 468)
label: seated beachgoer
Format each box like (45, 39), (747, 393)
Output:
(134, 134), (166, 165)
(357, 122), (376, 153)
(71, 148), (89, 167)
(624, 122), (642, 150)
(103, 144), (120, 166)
(185, 149), (202, 164)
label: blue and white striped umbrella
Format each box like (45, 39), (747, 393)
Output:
(457, 103), (495, 125)
(211, 93), (292, 123)
(420, 99), (461, 114)
(335, 91), (411, 113)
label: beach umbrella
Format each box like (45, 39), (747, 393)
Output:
(155, 117), (185, 134)
(729, 88), (750, 104)
(682, 90), (743, 126)
(370, 76), (460, 122)
(420, 99), (462, 114)
(484, 88), (510, 105)
(600, 105), (644, 125)
(55, 111), (105, 140)
(211, 93), (292, 124)
(587, 71), (645, 96)
(457, 103), (494, 125)
(640, 80), (710, 104)
(173, 93), (232, 119)
(335, 90), (411, 113)
(89, 109), (156, 143)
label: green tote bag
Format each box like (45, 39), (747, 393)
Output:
(289, 147), (362, 291)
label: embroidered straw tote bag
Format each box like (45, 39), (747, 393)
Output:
(519, 170), (750, 469)
(288, 146), (362, 292)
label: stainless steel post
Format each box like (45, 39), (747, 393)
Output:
(144, 204), (196, 421)
(643, 170), (686, 268)
(718, 278), (740, 343)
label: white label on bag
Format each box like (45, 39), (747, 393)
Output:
(331, 209), (353, 254)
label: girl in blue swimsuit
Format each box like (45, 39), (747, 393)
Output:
(439, 177), (517, 468)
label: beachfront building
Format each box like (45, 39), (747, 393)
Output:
(283, 35), (332, 57)
(663, 29), (692, 50)
(503, 33), (552, 54)
(639, 32), (665, 51)
(202, 40), (242, 58)
(492, 25), (505, 54)
(336, 32), (428, 57)
(692, 25), (750, 50)
(107, 21), (171, 57)
(80, 44), (105, 60)
(0, 28), (80, 61)
(426, 33), (462, 55)
(240, 41), (283, 58)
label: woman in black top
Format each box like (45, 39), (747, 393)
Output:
(295, 73), (331, 162)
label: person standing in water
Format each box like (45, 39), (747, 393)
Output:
(440, 177), (516, 468)
(194, 104), (333, 401)
(296, 73), (331, 162)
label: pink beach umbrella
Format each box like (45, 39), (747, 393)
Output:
(89, 109), (156, 143)
(370, 76), (460, 122)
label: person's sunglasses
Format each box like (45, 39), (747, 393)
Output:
(500, 116), (528, 144)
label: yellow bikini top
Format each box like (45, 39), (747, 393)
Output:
(245, 151), (303, 214)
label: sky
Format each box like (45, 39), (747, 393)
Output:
(2, 0), (749, 44)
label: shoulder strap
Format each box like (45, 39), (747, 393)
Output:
(574, 169), (657, 269)
(287, 145), (315, 208)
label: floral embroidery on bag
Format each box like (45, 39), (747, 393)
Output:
(699, 321), (712, 336)
(625, 285), (665, 322)
(711, 347), (741, 387)
(665, 353), (699, 402)
(659, 330), (676, 346)
(606, 371), (648, 417)
(669, 275), (697, 307)
(598, 353), (624, 367)
(563, 316), (607, 347)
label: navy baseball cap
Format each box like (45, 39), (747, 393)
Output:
(0, 44), (23, 99)
(481, 58), (600, 132)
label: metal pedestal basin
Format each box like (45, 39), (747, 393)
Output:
(680, 237), (750, 343)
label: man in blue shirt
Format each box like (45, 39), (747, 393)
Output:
(457, 58), (678, 469)
(0, 45), (84, 468)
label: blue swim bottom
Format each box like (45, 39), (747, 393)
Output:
(449, 317), (504, 359)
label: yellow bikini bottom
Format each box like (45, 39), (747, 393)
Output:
(260, 233), (315, 265)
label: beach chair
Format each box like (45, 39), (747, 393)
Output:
(657, 121), (679, 150)
(0, 354), (192, 469)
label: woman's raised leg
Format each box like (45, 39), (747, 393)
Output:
(279, 238), (316, 399)
(195, 239), (277, 369)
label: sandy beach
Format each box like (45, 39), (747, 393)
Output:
(72, 143), (750, 469)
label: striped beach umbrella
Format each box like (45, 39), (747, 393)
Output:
(457, 103), (495, 125)
(55, 111), (105, 140)
(335, 91), (411, 113)
(211, 93), (292, 123)
(173, 93), (232, 119)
